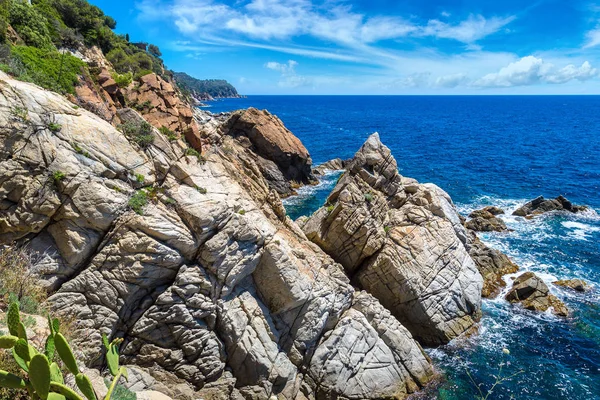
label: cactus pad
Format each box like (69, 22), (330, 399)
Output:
(0, 335), (18, 349)
(75, 373), (97, 400)
(30, 353), (51, 399)
(54, 333), (79, 375)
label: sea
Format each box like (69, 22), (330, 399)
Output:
(202, 95), (600, 399)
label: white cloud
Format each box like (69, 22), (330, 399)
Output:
(583, 28), (600, 49)
(265, 60), (311, 88)
(434, 73), (469, 88)
(545, 61), (598, 84)
(265, 60), (298, 73)
(139, 0), (515, 47)
(472, 56), (598, 87)
(423, 14), (516, 43)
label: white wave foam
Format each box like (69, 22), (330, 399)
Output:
(562, 221), (600, 241)
(282, 170), (342, 206)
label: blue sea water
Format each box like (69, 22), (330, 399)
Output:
(204, 96), (600, 399)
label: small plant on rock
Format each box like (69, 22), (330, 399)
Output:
(0, 301), (129, 399)
(52, 171), (65, 184)
(47, 122), (62, 133)
(10, 107), (29, 122)
(128, 190), (148, 215)
(194, 185), (207, 194)
(325, 204), (335, 214)
(238, 209), (246, 215)
(134, 174), (144, 184)
(119, 122), (154, 149)
(364, 192), (374, 202)
(158, 126), (177, 141)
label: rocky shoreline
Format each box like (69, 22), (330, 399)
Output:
(0, 67), (594, 399)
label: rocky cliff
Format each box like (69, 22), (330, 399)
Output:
(0, 71), (437, 399)
(299, 133), (482, 346)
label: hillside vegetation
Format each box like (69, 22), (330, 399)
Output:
(174, 71), (240, 99)
(0, 0), (170, 94)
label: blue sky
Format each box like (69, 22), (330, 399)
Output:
(90, 0), (600, 94)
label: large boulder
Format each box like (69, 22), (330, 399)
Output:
(300, 133), (482, 345)
(465, 207), (509, 232)
(0, 72), (434, 399)
(224, 108), (314, 196)
(505, 272), (569, 316)
(513, 195), (587, 217)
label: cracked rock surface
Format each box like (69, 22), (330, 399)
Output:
(0, 72), (434, 399)
(300, 133), (483, 346)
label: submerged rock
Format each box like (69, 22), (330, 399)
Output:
(513, 195), (587, 217)
(465, 207), (508, 232)
(553, 279), (592, 292)
(300, 133), (482, 346)
(505, 272), (569, 316)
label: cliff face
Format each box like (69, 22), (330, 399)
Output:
(299, 133), (483, 345)
(0, 71), (436, 399)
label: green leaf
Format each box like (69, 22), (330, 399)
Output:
(106, 344), (119, 377)
(0, 335), (18, 349)
(48, 393), (67, 400)
(49, 363), (63, 384)
(12, 348), (29, 372)
(17, 321), (28, 342)
(50, 382), (84, 400)
(101, 333), (110, 351)
(0, 370), (28, 389)
(75, 373), (97, 400)
(14, 338), (31, 362)
(54, 333), (79, 375)
(45, 335), (56, 360)
(30, 354), (51, 399)
(48, 315), (55, 336)
(52, 319), (61, 334)
(7, 302), (20, 336)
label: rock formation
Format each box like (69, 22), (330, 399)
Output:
(300, 133), (482, 346)
(312, 158), (346, 175)
(465, 206), (509, 232)
(505, 272), (569, 316)
(224, 108), (314, 196)
(465, 231), (520, 298)
(0, 72), (434, 399)
(553, 279), (592, 292)
(513, 195), (587, 217)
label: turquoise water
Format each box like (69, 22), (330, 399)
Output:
(204, 96), (600, 399)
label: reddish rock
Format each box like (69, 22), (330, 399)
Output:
(225, 108), (313, 191)
(123, 73), (199, 151)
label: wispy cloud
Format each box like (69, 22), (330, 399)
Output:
(584, 28), (600, 49)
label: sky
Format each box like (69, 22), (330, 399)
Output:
(89, 0), (600, 94)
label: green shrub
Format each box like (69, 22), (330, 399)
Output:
(119, 121), (154, 149)
(133, 69), (153, 80)
(52, 171), (65, 183)
(364, 193), (374, 202)
(185, 148), (206, 163)
(159, 126), (177, 141)
(0, 246), (46, 316)
(326, 204), (335, 213)
(238, 209), (246, 215)
(0, 0), (8, 44)
(9, 1), (54, 49)
(135, 174), (144, 184)
(112, 71), (132, 88)
(9, 46), (86, 94)
(47, 122), (61, 132)
(128, 190), (148, 215)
